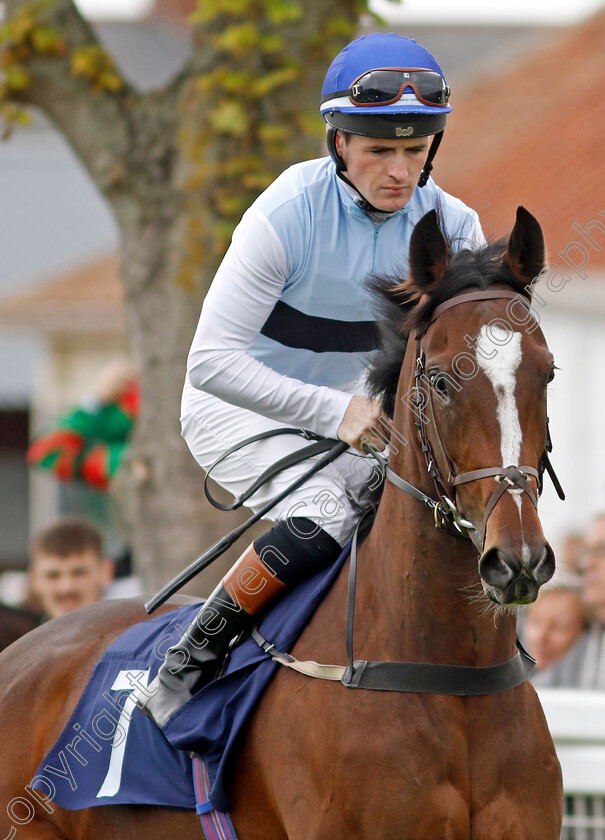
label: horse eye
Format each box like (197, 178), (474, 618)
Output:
(547, 364), (557, 384)
(428, 370), (449, 396)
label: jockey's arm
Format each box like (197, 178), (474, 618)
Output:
(187, 207), (383, 450)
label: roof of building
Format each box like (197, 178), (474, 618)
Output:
(0, 254), (124, 332)
(436, 7), (605, 279)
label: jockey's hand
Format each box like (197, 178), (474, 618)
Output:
(337, 396), (387, 453)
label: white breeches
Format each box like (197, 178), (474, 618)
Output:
(180, 386), (381, 547)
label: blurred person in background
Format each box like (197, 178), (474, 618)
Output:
(533, 512), (605, 689)
(27, 359), (139, 492)
(26, 359), (142, 598)
(524, 570), (588, 687)
(559, 530), (584, 575)
(0, 602), (39, 653)
(580, 512), (605, 624)
(28, 517), (114, 621)
(572, 511), (605, 688)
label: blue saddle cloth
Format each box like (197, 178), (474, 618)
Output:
(33, 547), (348, 814)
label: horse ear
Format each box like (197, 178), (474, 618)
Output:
(505, 206), (545, 285)
(409, 209), (449, 292)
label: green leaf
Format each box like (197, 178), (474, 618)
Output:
(188, 0), (250, 25)
(251, 66), (300, 98)
(264, 0), (303, 25)
(5, 64), (29, 90)
(212, 23), (260, 55)
(258, 122), (290, 143)
(31, 26), (64, 55)
(209, 100), (250, 136)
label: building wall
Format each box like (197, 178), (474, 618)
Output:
(536, 293), (605, 553)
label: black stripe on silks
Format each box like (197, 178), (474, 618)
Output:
(260, 300), (379, 353)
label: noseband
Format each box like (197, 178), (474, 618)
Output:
(369, 289), (564, 552)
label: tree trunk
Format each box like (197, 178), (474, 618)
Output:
(2, 0), (367, 593)
(110, 208), (268, 594)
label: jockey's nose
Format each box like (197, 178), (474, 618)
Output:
(388, 153), (408, 181)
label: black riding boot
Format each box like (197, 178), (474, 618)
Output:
(137, 519), (340, 728)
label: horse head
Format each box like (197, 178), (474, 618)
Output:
(370, 206), (557, 607)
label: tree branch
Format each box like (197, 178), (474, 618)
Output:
(2, 0), (172, 199)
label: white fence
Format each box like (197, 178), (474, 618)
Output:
(537, 689), (605, 839)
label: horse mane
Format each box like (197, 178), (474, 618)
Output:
(365, 236), (532, 418)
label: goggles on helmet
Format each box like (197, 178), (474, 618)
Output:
(346, 68), (450, 109)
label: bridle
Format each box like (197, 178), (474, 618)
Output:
(367, 289), (565, 552)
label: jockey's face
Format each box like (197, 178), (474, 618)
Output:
(335, 131), (432, 212)
(29, 549), (113, 619)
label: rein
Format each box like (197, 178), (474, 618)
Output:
(145, 431), (348, 613)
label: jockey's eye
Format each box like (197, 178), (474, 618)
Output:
(428, 369), (450, 397)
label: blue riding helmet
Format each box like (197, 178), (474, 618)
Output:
(320, 33), (452, 187)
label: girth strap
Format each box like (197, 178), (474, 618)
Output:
(251, 628), (346, 682)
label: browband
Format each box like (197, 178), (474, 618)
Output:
(419, 289), (533, 336)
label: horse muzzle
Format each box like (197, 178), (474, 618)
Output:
(478, 541), (556, 605)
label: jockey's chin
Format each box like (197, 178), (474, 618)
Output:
(372, 185), (413, 212)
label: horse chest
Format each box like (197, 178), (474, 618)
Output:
(240, 678), (561, 840)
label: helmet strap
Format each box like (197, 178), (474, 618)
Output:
(327, 126), (346, 171)
(418, 131), (443, 188)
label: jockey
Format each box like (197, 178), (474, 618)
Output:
(139, 33), (485, 727)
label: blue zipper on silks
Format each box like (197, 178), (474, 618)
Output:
(371, 224), (380, 273)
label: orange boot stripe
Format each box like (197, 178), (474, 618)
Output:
(223, 545), (287, 616)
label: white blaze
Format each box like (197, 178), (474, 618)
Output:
(476, 326), (524, 519)
(476, 326), (522, 465)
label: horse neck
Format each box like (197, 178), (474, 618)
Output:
(357, 356), (518, 668)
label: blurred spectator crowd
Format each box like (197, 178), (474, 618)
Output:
(0, 360), (142, 652)
(523, 514), (605, 689)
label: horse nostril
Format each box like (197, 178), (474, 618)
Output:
(525, 543), (556, 586)
(479, 547), (517, 589)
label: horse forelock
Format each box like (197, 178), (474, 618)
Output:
(366, 238), (532, 417)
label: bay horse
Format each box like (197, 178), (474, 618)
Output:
(0, 207), (563, 840)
